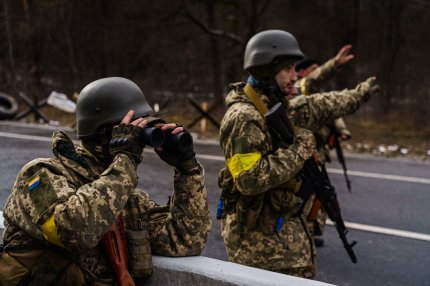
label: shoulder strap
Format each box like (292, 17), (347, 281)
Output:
(243, 84), (269, 116)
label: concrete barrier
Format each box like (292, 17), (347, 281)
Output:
(145, 256), (335, 286)
(1, 213), (334, 285)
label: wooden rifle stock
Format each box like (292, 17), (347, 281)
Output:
(101, 214), (135, 286)
(307, 198), (321, 222)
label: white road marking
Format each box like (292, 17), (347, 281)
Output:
(0, 121), (74, 131)
(326, 220), (430, 242)
(196, 153), (430, 185)
(1, 209), (428, 242)
(0, 131), (63, 143)
(326, 168), (430, 185)
(196, 154), (225, 161)
(1, 131), (430, 242)
(0, 131), (428, 185)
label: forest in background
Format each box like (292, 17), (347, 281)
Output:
(0, 0), (429, 155)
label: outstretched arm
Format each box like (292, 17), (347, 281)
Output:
(289, 77), (379, 131)
(299, 44), (354, 95)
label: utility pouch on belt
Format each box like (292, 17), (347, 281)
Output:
(126, 229), (153, 278)
(236, 194), (264, 238)
(260, 184), (303, 234)
(124, 194), (154, 279)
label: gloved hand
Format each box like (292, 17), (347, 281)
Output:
(293, 128), (316, 160)
(154, 124), (198, 173)
(355, 76), (380, 103)
(110, 123), (145, 165)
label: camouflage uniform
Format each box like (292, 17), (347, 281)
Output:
(0, 131), (211, 285)
(296, 57), (352, 237)
(296, 57), (352, 159)
(296, 58), (337, 96)
(218, 80), (372, 278)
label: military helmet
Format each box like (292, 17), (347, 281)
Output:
(243, 30), (304, 82)
(76, 77), (153, 139)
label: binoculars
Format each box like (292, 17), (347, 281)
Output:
(140, 127), (193, 152)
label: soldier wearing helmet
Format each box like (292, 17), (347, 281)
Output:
(217, 30), (379, 277)
(0, 77), (211, 285)
(294, 46), (356, 248)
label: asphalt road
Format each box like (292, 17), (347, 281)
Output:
(1, 122), (429, 286)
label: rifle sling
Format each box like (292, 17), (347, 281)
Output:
(243, 84), (269, 116)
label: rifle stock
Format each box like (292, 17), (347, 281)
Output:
(101, 214), (136, 286)
(265, 102), (357, 263)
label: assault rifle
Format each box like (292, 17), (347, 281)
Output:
(265, 102), (357, 263)
(327, 121), (352, 192)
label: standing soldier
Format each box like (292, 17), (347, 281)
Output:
(0, 77), (211, 285)
(295, 45), (355, 246)
(217, 30), (379, 278)
(295, 45), (354, 154)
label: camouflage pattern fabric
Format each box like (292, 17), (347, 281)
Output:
(296, 57), (351, 164)
(288, 76), (375, 132)
(1, 130), (211, 284)
(218, 81), (374, 278)
(296, 57), (338, 96)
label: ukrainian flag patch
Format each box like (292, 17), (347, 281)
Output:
(28, 175), (41, 191)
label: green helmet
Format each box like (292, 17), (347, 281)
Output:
(243, 30), (304, 82)
(76, 77), (153, 139)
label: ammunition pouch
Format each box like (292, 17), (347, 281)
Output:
(124, 194), (154, 279)
(259, 188), (303, 234)
(126, 229), (153, 278)
(219, 167), (304, 235)
(236, 194), (264, 236)
(235, 178), (304, 235)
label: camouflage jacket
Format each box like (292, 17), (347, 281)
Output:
(296, 57), (352, 160)
(1, 131), (211, 284)
(218, 81), (371, 275)
(296, 57), (338, 96)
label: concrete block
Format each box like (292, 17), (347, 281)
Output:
(145, 255), (335, 286)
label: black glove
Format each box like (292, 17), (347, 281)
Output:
(155, 130), (198, 173)
(110, 123), (145, 165)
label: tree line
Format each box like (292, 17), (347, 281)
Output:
(0, 0), (429, 139)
